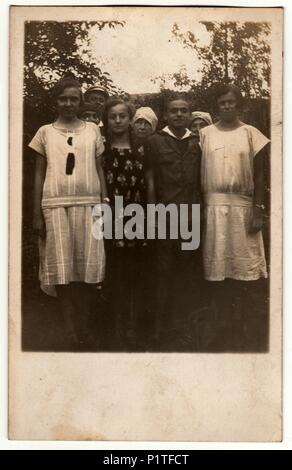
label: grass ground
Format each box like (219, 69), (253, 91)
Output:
(22, 270), (269, 353)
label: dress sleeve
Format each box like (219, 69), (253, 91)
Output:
(249, 126), (270, 157)
(28, 126), (46, 156)
(199, 127), (208, 149)
(94, 125), (105, 158)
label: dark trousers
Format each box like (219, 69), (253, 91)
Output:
(154, 238), (202, 337)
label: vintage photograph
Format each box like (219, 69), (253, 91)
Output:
(9, 5), (282, 441)
(22, 7), (272, 353)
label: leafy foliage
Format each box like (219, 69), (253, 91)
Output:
(151, 65), (191, 91)
(171, 21), (271, 99)
(22, 20), (126, 254)
(24, 20), (125, 139)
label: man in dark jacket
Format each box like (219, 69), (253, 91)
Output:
(144, 96), (202, 345)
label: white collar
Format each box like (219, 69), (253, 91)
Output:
(163, 126), (192, 140)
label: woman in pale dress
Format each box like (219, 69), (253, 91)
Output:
(200, 84), (270, 346)
(29, 76), (108, 347)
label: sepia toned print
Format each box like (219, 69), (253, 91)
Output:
(9, 6), (282, 441)
(23, 15), (270, 353)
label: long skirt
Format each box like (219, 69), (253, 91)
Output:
(38, 205), (105, 296)
(203, 193), (267, 281)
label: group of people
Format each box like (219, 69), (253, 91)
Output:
(29, 75), (270, 349)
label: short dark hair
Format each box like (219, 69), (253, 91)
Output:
(52, 76), (84, 104)
(164, 93), (190, 113)
(214, 83), (243, 107)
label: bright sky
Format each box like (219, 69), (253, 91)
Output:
(90, 12), (210, 94)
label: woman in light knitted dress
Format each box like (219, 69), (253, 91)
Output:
(200, 84), (270, 346)
(29, 76), (108, 347)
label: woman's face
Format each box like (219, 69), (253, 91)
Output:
(217, 91), (238, 123)
(190, 118), (208, 141)
(133, 118), (153, 140)
(56, 87), (81, 119)
(108, 104), (131, 135)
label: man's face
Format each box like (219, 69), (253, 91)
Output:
(80, 110), (100, 126)
(86, 91), (107, 112)
(166, 100), (190, 130)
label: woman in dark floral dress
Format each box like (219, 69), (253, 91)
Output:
(103, 145), (146, 241)
(102, 98), (151, 346)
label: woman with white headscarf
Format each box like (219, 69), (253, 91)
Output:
(189, 111), (213, 142)
(132, 106), (158, 146)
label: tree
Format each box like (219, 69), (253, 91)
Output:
(171, 21), (271, 99)
(24, 20), (125, 138)
(151, 65), (191, 92)
(22, 20), (126, 271)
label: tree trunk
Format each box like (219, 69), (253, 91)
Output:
(223, 24), (229, 81)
